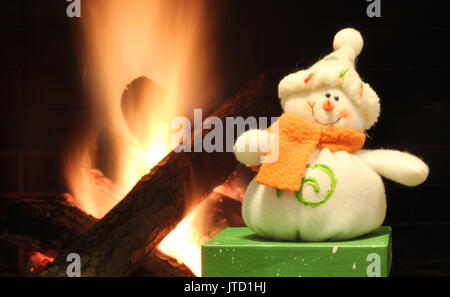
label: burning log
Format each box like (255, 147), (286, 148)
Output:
(128, 249), (196, 277)
(4, 195), (97, 249)
(121, 76), (168, 144)
(0, 195), (96, 275)
(39, 75), (282, 276)
(0, 194), (195, 276)
(129, 192), (245, 277)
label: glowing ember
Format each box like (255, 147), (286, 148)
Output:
(65, 0), (218, 275)
(29, 251), (55, 273)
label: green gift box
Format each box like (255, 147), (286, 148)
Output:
(202, 226), (392, 277)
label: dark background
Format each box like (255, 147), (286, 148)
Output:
(0, 0), (449, 276)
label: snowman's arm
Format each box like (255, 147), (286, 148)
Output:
(234, 129), (275, 166)
(356, 149), (429, 186)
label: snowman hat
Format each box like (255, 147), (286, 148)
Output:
(278, 28), (380, 130)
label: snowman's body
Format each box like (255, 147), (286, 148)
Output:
(242, 148), (386, 241)
(234, 28), (429, 242)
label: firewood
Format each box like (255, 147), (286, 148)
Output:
(4, 195), (97, 250)
(39, 74), (282, 276)
(120, 76), (167, 144)
(128, 192), (244, 277)
(0, 195), (194, 276)
(127, 249), (196, 277)
(0, 195), (96, 275)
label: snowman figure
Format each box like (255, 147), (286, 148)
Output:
(234, 28), (429, 241)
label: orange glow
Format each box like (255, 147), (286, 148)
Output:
(29, 251), (55, 272)
(157, 206), (203, 276)
(65, 0), (218, 274)
(157, 187), (245, 277)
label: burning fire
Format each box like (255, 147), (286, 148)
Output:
(157, 208), (203, 276)
(65, 0), (218, 276)
(29, 251), (55, 273)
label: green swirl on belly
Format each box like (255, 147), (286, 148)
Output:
(296, 163), (337, 207)
(302, 176), (320, 193)
(275, 163), (337, 208)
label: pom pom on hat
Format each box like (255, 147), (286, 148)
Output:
(333, 28), (364, 56)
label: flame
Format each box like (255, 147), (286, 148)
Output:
(157, 207), (202, 276)
(65, 0), (218, 274)
(157, 187), (246, 277)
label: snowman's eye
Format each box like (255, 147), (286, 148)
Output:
(334, 96), (339, 101)
(325, 93), (331, 98)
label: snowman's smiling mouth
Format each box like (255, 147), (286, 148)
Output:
(308, 102), (342, 126)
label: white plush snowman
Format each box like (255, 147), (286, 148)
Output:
(234, 28), (429, 242)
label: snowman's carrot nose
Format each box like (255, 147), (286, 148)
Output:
(322, 100), (334, 111)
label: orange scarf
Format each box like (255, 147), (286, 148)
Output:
(256, 113), (366, 191)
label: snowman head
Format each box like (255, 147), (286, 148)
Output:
(282, 87), (365, 131)
(278, 28), (380, 131)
